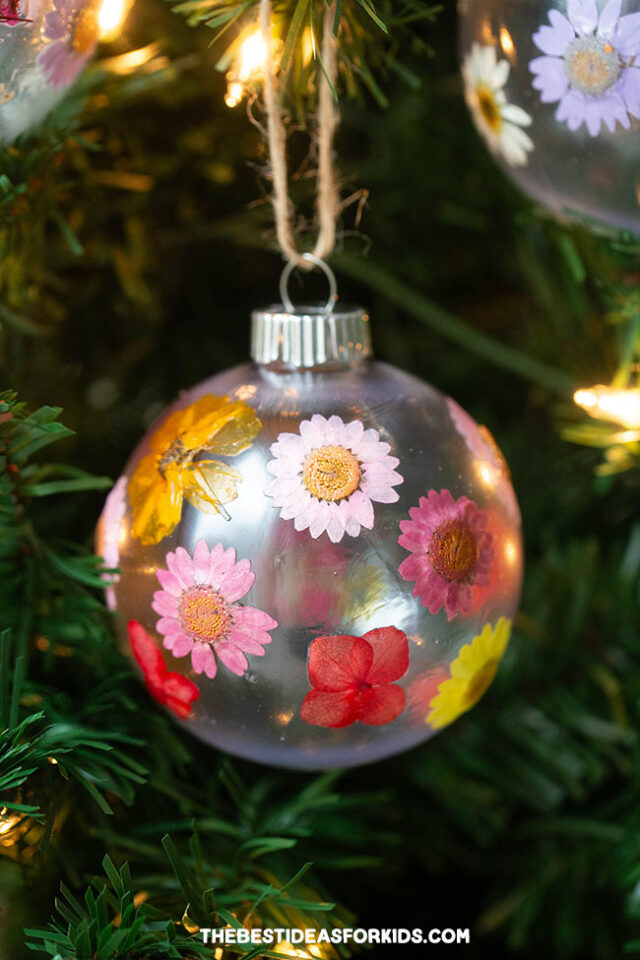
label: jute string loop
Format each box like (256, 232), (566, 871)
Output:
(259, 0), (339, 269)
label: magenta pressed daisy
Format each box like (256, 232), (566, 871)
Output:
(152, 539), (277, 679)
(398, 489), (494, 620)
(529, 0), (640, 136)
(265, 414), (403, 544)
(38, 0), (99, 89)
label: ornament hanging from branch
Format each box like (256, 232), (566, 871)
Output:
(97, 0), (523, 769)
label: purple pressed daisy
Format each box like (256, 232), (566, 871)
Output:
(529, 0), (640, 135)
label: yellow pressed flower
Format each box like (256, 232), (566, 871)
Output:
(129, 394), (261, 546)
(426, 617), (512, 730)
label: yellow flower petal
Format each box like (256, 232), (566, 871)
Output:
(180, 396), (261, 454)
(128, 394), (262, 545)
(426, 618), (512, 730)
(183, 461), (243, 516)
(129, 461), (184, 546)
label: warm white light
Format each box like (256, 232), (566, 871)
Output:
(475, 459), (499, 489)
(238, 29), (267, 81)
(225, 27), (269, 107)
(225, 80), (244, 108)
(500, 26), (514, 56)
(574, 384), (640, 429)
(504, 539), (518, 566)
(98, 0), (130, 40)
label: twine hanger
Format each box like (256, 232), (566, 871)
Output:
(259, 0), (340, 272)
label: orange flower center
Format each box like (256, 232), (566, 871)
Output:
(302, 445), (361, 502)
(476, 85), (502, 133)
(179, 586), (232, 643)
(429, 518), (478, 583)
(158, 438), (192, 474)
(71, 1), (99, 53)
(463, 658), (499, 709)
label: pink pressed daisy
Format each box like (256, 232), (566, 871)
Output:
(152, 539), (277, 679)
(265, 414), (403, 544)
(38, 0), (98, 89)
(97, 475), (127, 611)
(446, 398), (520, 524)
(398, 489), (494, 620)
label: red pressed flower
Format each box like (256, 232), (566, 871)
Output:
(128, 620), (200, 720)
(300, 627), (410, 728)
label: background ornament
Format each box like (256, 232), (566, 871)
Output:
(459, 0), (640, 236)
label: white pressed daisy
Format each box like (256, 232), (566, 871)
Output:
(265, 414), (403, 544)
(462, 43), (534, 167)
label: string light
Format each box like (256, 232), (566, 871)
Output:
(98, 0), (133, 40)
(574, 384), (640, 429)
(225, 28), (269, 107)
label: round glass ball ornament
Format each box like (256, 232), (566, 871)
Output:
(0, 0), (101, 144)
(96, 304), (523, 769)
(459, 0), (640, 237)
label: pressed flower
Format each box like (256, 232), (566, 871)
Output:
(38, 0), (99, 88)
(128, 620), (200, 719)
(462, 43), (534, 166)
(530, 0), (640, 135)
(427, 618), (511, 729)
(265, 414), (403, 544)
(0, 0), (28, 24)
(97, 476), (127, 611)
(446, 398), (520, 524)
(407, 668), (450, 717)
(129, 394), (261, 546)
(398, 489), (494, 620)
(152, 539), (277, 679)
(300, 627), (410, 728)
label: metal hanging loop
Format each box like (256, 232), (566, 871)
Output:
(279, 253), (338, 316)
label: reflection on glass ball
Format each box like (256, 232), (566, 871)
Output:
(97, 351), (523, 770)
(459, 0), (640, 237)
(0, 0), (99, 144)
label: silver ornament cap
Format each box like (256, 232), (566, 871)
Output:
(251, 254), (372, 369)
(251, 303), (372, 369)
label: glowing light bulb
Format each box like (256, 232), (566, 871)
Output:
(225, 27), (269, 107)
(500, 26), (514, 56)
(225, 81), (244, 108)
(238, 29), (267, 81)
(98, 0), (131, 40)
(574, 384), (640, 429)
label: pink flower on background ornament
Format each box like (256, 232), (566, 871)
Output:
(265, 414), (403, 543)
(300, 627), (410, 728)
(0, 0), (30, 25)
(152, 539), (277, 679)
(529, 0), (640, 135)
(446, 398), (520, 524)
(97, 476), (127, 611)
(128, 620), (200, 719)
(38, 0), (99, 88)
(398, 490), (494, 620)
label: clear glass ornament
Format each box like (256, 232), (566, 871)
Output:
(0, 0), (99, 144)
(97, 296), (523, 769)
(459, 0), (640, 237)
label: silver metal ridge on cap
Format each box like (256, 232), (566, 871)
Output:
(250, 305), (373, 368)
